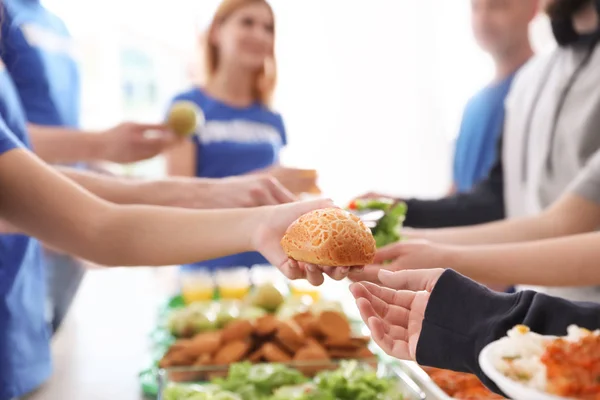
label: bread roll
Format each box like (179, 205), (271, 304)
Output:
(281, 208), (376, 267)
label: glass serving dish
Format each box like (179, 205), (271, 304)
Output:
(158, 359), (427, 400)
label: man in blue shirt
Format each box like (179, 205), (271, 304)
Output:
(451, 0), (536, 193)
(358, 0), (537, 201)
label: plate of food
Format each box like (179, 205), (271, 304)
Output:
(479, 324), (600, 400)
(158, 359), (427, 400)
(141, 299), (371, 397)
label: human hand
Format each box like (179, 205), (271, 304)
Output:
(350, 268), (444, 360)
(99, 122), (177, 163)
(253, 199), (363, 286)
(349, 240), (454, 284)
(212, 175), (296, 207)
(353, 191), (401, 201)
(170, 175), (296, 209)
(265, 166), (321, 195)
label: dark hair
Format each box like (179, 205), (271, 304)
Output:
(546, 0), (593, 19)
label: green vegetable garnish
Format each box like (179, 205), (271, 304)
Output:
(351, 199), (407, 248)
(161, 361), (403, 400)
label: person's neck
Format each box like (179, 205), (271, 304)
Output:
(205, 65), (256, 107)
(492, 41), (534, 81)
(572, 1), (599, 34)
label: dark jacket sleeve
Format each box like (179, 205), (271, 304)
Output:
(403, 135), (505, 228)
(416, 270), (600, 395)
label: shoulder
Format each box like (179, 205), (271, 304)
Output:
(511, 51), (556, 92)
(171, 87), (205, 102)
(255, 104), (284, 125)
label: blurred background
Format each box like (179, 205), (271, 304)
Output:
(44, 0), (554, 202)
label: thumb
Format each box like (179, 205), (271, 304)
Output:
(372, 242), (405, 264)
(408, 290), (430, 360)
(378, 269), (438, 292)
(285, 198), (335, 217)
(348, 264), (385, 283)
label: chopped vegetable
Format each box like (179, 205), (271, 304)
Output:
(162, 361), (404, 400)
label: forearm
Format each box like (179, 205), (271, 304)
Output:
(90, 205), (259, 266)
(445, 231), (600, 286)
(411, 215), (550, 245)
(28, 124), (104, 164)
(0, 150), (260, 267)
(56, 167), (212, 207)
(412, 194), (600, 245)
(417, 270), (600, 394)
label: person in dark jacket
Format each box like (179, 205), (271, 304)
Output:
(350, 267), (600, 396)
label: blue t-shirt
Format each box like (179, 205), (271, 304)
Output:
(170, 88), (287, 270)
(453, 74), (516, 193)
(1, 0), (80, 128)
(0, 64), (51, 400)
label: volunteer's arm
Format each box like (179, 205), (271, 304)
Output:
(408, 192), (598, 245)
(55, 167), (294, 208)
(406, 147), (600, 245)
(28, 122), (176, 164)
(418, 230), (600, 286)
(402, 136), (505, 228)
(0, 148), (321, 279)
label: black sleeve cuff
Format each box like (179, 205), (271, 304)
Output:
(415, 269), (521, 394)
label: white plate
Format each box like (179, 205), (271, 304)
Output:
(479, 341), (571, 400)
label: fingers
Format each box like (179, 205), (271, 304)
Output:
(358, 299), (408, 344)
(352, 284), (411, 327)
(367, 317), (412, 360)
(249, 185), (279, 206)
(356, 192), (381, 200)
(135, 123), (173, 132)
(278, 259), (307, 280)
(303, 263), (325, 286)
(372, 243), (404, 264)
(265, 177), (296, 204)
(322, 266), (350, 281)
(288, 198), (335, 216)
(378, 268), (444, 292)
(348, 265), (383, 284)
(360, 281), (416, 310)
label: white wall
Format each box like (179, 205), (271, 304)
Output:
(45, 0), (555, 202)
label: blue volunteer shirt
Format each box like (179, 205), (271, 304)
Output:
(171, 88), (287, 270)
(0, 63), (51, 400)
(453, 74), (515, 193)
(1, 0), (80, 128)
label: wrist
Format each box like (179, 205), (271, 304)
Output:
(88, 131), (110, 161)
(247, 206), (276, 254)
(439, 244), (462, 270)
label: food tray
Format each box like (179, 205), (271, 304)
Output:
(140, 295), (372, 397)
(158, 359), (427, 400)
(400, 361), (452, 400)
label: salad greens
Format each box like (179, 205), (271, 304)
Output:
(163, 361), (404, 400)
(350, 199), (407, 248)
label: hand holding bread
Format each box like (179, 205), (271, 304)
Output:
(253, 202), (375, 286)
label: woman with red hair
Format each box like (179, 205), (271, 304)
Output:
(166, 0), (318, 272)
